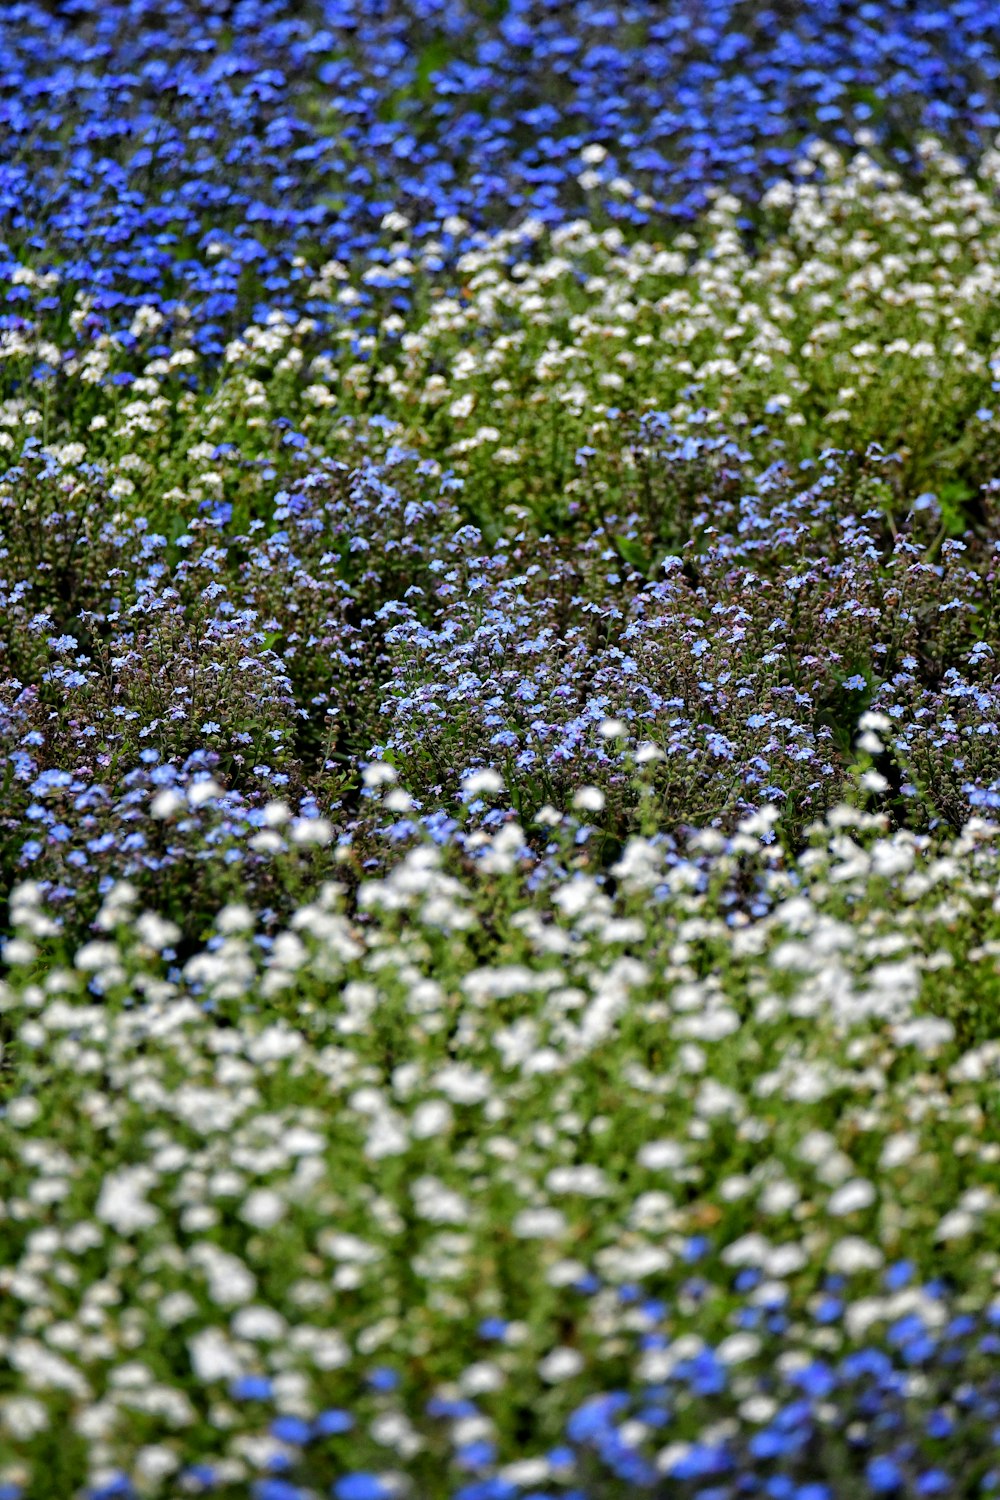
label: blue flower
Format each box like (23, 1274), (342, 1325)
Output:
(230, 1375), (273, 1401)
(314, 1410), (354, 1437)
(332, 1478), (388, 1500)
(254, 1483), (304, 1500)
(916, 1473), (951, 1496)
(270, 1416), (311, 1445)
(478, 1318), (508, 1340)
(867, 1457), (904, 1493)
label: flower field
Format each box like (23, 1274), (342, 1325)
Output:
(7, 3), (1000, 1497)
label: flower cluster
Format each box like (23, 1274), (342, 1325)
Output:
(4, 0), (1000, 370)
(9, 414), (1000, 938)
(5, 3), (1000, 1496)
(4, 806), (1000, 1497)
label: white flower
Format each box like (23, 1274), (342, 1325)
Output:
(766, 1243), (808, 1277)
(150, 788), (185, 819)
(891, 1016), (954, 1053)
(134, 1446), (180, 1483)
(511, 1208), (568, 1239)
(284, 1126), (325, 1156)
(611, 837), (661, 888)
(500, 1459), (550, 1486)
(717, 1333), (761, 1365)
(217, 903), (254, 934)
(7, 1097), (41, 1127)
(545, 1164), (611, 1197)
(738, 805), (779, 837)
(552, 876), (602, 918)
(3, 937), (36, 965)
(637, 1140), (686, 1171)
(250, 829), (285, 854)
(74, 940), (120, 972)
(694, 1079), (743, 1118)
(572, 785), (605, 813)
(134, 912), (181, 951)
(410, 1099), (453, 1139)
(1, 1396), (49, 1437)
(231, 1306), (286, 1341)
(412, 1176), (468, 1224)
(462, 769), (504, 797)
(758, 1179), (799, 1215)
(188, 1329), (242, 1383)
(740, 1396), (778, 1425)
(721, 1233), (771, 1267)
(828, 1179), (876, 1216)
(192, 1245), (257, 1307)
(9, 1341), (91, 1399)
(828, 1237), (884, 1274)
(365, 1114), (409, 1159)
(871, 841), (915, 878)
(537, 1346), (584, 1382)
(936, 1209), (976, 1241)
(658, 1443), (694, 1475)
(239, 1189), (285, 1229)
(879, 1132), (919, 1169)
(363, 761), (398, 788)
(159, 1292), (198, 1326)
(290, 816), (333, 846)
(961, 1187), (994, 1213)
(187, 777), (222, 808)
(433, 1064), (492, 1104)
(95, 1166), (158, 1235)
(270, 932), (307, 971)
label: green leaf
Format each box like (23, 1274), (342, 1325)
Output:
(414, 38), (453, 99)
(613, 534), (651, 573)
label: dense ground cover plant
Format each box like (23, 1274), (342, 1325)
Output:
(7, 2), (1000, 1497)
(6, 804), (1000, 1498)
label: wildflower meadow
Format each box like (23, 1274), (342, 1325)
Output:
(7, 3), (1000, 1497)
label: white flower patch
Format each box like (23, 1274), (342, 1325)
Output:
(6, 787), (1000, 1488)
(95, 1166), (159, 1236)
(827, 1179), (877, 1217)
(187, 1329), (244, 1384)
(511, 1208), (568, 1239)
